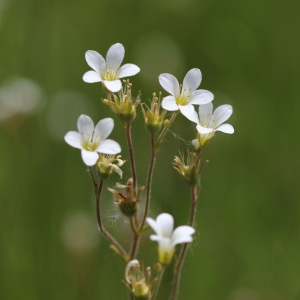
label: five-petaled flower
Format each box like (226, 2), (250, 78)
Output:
(82, 43), (140, 93)
(146, 213), (195, 264)
(64, 114), (121, 166)
(159, 68), (214, 122)
(192, 102), (234, 149)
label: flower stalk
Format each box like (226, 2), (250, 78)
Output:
(170, 184), (199, 300)
(95, 178), (129, 261)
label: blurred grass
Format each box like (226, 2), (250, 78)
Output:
(1, 0), (300, 299)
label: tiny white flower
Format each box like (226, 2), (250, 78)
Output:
(64, 114), (121, 166)
(146, 213), (195, 264)
(159, 68), (214, 122)
(83, 43), (140, 93)
(192, 102), (234, 149)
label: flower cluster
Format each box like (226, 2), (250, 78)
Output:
(64, 42), (234, 299)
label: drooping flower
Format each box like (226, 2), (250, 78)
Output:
(125, 259), (151, 297)
(159, 68), (214, 122)
(146, 213), (195, 264)
(192, 102), (234, 149)
(82, 43), (140, 93)
(64, 114), (121, 166)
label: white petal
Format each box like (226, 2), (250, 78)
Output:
(157, 238), (173, 253)
(171, 225), (195, 247)
(104, 80), (122, 92)
(159, 73), (179, 96)
(97, 139), (121, 154)
(211, 105), (233, 128)
(77, 115), (94, 136)
(190, 90), (214, 105)
(179, 104), (198, 122)
(182, 68), (202, 92)
(155, 213), (174, 238)
(85, 50), (106, 73)
(161, 96), (178, 111)
(117, 63), (140, 78)
(94, 118), (114, 140)
(198, 102), (213, 126)
(125, 260), (139, 283)
(106, 43), (125, 71)
(81, 149), (99, 166)
(191, 138), (200, 150)
(216, 123), (234, 134)
(149, 235), (165, 242)
(82, 70), (102, 83)
(146, 217), (160, 235)
(196, 124), (214, 134)
(111, 164), (123, 178)
(64, 131), (82, 149)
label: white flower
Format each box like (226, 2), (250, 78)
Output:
(159, 68), (214, 122)
(82, 43), (140, 93)
(146, 213), (195, 264)
(64, 114), (121, 166)
(192, 102), (234, 149)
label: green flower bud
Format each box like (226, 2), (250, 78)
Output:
(173, 151), (201, 186)
(142, 93), (166, 133)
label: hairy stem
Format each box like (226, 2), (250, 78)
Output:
(130, 133), (157, 259)
(155, 111), (178, 150)
(151, 265), (166, 300)
(140, 133), (156, 230)
(170, 184), (199, 300)
(125, 122), (138, 195)
(129, 215), (140, 259)
(95, 178), (129, 261)
(88, 167), (98, 195)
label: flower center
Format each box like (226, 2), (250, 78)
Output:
(175, 88), (190, 106)
(82, 133), (101, 152)
(103, 66), (118, 81)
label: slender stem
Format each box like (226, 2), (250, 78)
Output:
(129, 134), (157, 260)
(107, 91), (112, 101)
(129, 215), (140, 259)
(140, 133), (156, 230)
(95, 178), (129, 261)
(130, 293), (136, 300)
(131, 114), (178, 258)
(88, 167), (98, 195)
(151, 265), (166, 300)
(170, 185), (199, 300)
(155, 111), (178, 150)
(125, 122), (138, 195)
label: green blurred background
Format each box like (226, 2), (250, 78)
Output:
(1, 0), (299, 299)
